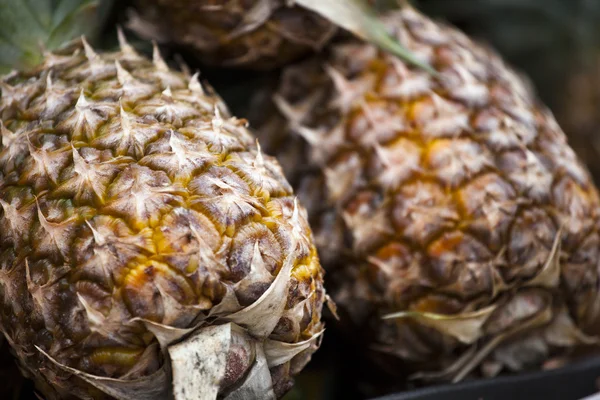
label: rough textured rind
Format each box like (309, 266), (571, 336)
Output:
(128, 0), (337, 70)
(254, 7), (600, 381)
(0, 37), (325, 399)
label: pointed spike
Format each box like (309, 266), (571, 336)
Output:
(71, 145), (88, 175)
(373, 143), (391, 167)
(25, 258), (34, 289)
(288, 197), (304, 246)
(455, 65), (477, 83)
(430, 93), (444, 111)
(35, 197), (51, 233)
(325, 64), (351, 93)
(0, 198), (20, 239)
(45, 72), (53, 90)
(206, 176), (235, 193)
(292, 197), (301, 229)
(162, 86), (173, 98)
(295, 125), (320, 146)
(212, 105), (224, 133)
(117, 27), (137, 56)
(77, 293), (106, 327)
(0, 198), (8, 214)
(168, 130), (179, 151)
(391, 56), (410, 78)
(115, 61), (134, 85)
(189, 72), (204, 94)
(431, 93), (456, 115)
(251, 241), (263, 268)
(326, 294), (340, 320)
(120, 102), (132, 136)
(81, 36), (99, 62)
(367, 255), (394, 276)
(246, 240), (273, 280)
(76, 88), (89, 109)
(152, 42), (169, 72)
(0, 121), (15, 147)
(2, 70), (18, 81)
(85, 220), (107, 247)
(0, 81), (16, 100)
(254, 140), (265, 169)
(273, 94), (307, 128)
(25, 133), (36, 154)
(168, 130), (186, 169)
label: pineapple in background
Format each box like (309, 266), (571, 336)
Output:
(418, 0), (600, 184)
(125, 0), (429, 72)
(127, 0), (337, 69)
(253, 5), (600, 385)
(0, 0), (327, 399)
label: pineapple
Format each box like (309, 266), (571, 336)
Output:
(127, 0), (337, 69)
(0, 2), (326, 399)
(254, 6), (600, 382)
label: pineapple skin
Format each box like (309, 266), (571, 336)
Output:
(129, 0), (337, 70)
(0, 39), (325, 399)
(255, 8), (600, 380)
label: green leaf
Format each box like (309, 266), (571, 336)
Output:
(0, 0), (113, 73)
(294, 0), (438, 75)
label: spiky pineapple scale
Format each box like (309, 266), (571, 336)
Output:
(0, 37), (324, 399)
(257, 8), (600, 380)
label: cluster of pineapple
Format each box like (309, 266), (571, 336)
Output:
(1, 1), (600, 399)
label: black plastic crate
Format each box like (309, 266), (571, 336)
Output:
(375, 357), (600, 400)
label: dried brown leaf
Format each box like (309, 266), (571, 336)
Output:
(169, 324), (236, 400)
(383, 305), (497, 344)
(525, 228), (562, 289)
(264, 330), (324, 368)
(225, 243), (297, 338)
(36, 346), (170, 400)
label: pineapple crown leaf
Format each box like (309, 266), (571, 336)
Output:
(0, 0), (114, 73)
(293, 0), (438, 75)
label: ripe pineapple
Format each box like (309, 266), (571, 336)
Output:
(254, 6), (600, 382)
(127, 0), (337, 69)
(0, 4), (326, 400)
